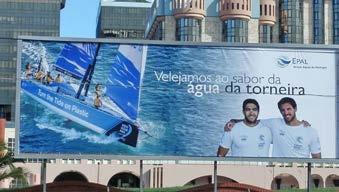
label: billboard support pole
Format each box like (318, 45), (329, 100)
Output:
(41, 159), (47, 192)
(307, 162), (311, 192)
(213, 161), (217, 192)
(97, 162), (100, 183)
(140, 160), (143, 192)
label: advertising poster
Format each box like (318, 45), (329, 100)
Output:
(17, 39), (336, 159)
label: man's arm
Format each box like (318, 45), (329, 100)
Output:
(217, 146), (229, 157)
(218, 132), (232, 156)
(311, 152), (321, 159)
(310, 128), (321, 159)
(224, 119), (242, 132)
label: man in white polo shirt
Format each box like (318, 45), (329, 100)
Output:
(217, 99), (272, 157)
(224, 97), (321, 158)
(265, 97), (321, 158)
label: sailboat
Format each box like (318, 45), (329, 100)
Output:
(21, 42), (147, 147)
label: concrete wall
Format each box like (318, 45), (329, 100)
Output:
(202, 17), (222, 42)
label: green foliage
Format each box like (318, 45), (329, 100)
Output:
(127, 187), (339, 192)
(0, 142), (27, 184)
(276, 188), (338, 192)
(126, 185), (194, 192)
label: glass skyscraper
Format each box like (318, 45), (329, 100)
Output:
(0, 0), (65, 122)
(333, 0), (339, 44)
(278, 0), (303, 43)
(97, 0), (151, 39)
(313, 0), (324, 44)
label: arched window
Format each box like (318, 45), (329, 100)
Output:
(54, 171), (88, 182)
(107, 172), (140, 188)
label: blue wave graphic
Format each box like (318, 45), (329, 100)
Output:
(277, 56), (291, 67)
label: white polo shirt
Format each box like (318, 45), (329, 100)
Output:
(219, 121), (272, 157)
(262, 118), (321, 158)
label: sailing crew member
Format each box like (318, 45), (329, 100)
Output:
(35, 69), (45, 81)
(25, 63), (32, 79)
(217, 99), (272, 157)
(224, 97), (321, 158)
(45, 72), (54, 85)
(94, 92), (102, 109)
(55, 73), (63, 83)
(95, 84), (102, 97)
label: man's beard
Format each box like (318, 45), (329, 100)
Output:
(245, 116), (258, 124)
(284, 114), (296, 123)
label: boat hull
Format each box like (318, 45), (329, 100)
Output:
(21, 80), (138, 147)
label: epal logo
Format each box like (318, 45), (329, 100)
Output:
(296, 136), (303, 144)
(277, 56), (292, 68)
(277, 56), (309, 68)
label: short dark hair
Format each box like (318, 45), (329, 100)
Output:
(242, 99), (259, 111)
(25, 63), (30, 69)
(278, 97), (297, 110)
(95, 84), (101, 89)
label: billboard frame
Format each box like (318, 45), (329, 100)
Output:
(15, 35), (339, 163)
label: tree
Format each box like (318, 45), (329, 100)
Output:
(0, 142), (26, 183)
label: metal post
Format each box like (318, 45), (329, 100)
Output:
(97, 162), (100, 183)
(40, 159), (47, 192)
(307, 162), (311, 192)
(140, 160), (143, 192)
(213, 161), (217, 192)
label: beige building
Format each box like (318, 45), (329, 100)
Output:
(1, 126), (339, 190)
(146, 0), (335, 44)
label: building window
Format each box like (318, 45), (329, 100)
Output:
(0, 104), (11, 121)
(333, 0), (339, 44)
(48, 159), (56, 164)
(25, 158), (42, 163)
(7, 137), (15, 152)
(62, 159), (81, 164)
(176, 17), (201, 41)
(9, 178), (28, 189)
(102, 159), (111, 165)
(116, 159), (136, 165)
(259, 25), (273, 43)
(279, 0), (303, 43)
(313, 0), (324, 44)
(222, 19), (248, 43)
(87, 159), (111, 165)
(151, 21), (164, 40)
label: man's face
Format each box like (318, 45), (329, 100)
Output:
(243, 103), (259, 124)
(279, 103), (296, 123)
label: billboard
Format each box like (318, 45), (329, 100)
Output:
(16, 38), (337, 160)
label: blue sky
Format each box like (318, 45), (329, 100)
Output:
(60, 0), (100, 38)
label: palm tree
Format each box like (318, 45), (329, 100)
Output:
(0, 142), (26, 183)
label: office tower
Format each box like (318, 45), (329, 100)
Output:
(0, 0), (65, 123)
(97, 0), (151, 39)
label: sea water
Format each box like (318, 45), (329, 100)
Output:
(20, 43), (247, 156)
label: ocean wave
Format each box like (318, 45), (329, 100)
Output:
(35, 122), (120, 144)
(33, 110), (121, 145)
